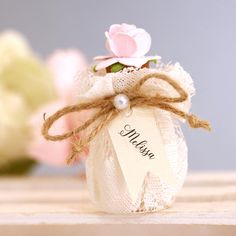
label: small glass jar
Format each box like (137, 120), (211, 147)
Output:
(78, 65), (194, 213)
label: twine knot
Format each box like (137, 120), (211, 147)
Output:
(42, 72), (211, 164)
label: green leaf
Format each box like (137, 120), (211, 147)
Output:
(92, 65), (97, 72)
(110, 63), (125, 73)
(149, 59), (158, 64)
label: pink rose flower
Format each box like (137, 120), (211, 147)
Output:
(105, 23), (151, 57)
(94, 23), (160, 71)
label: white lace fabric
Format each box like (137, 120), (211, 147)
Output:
(77, 63), (195, 213)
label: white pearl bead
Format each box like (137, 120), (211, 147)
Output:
(113, 94), (130, 110)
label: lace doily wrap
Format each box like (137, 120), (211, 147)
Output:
(77, 63), (195, 213)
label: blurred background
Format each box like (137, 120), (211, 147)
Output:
(0, 0), (235, 175)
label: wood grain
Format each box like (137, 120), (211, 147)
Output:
(0, 172), (235, 236)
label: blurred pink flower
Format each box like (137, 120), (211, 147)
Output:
(28, 49), (88, 166)
(28, 100), (71, 166)
(47, 49), (87, 103)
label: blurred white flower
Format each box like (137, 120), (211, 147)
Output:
(0, 85), (30, 165)
(0, 31), (31, 74)
(0, 30), (55, 171)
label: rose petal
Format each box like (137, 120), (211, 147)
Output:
(93, 55), (113, 61)
(121, 23), (137, 31)
(105, 39), (113, 55)
(133, 29), (151, 57)
(95, 57), (118, 70)
(108, 24), (124, 36)
(125, 28), (144, 37)
(108, 24), (137, 37)
(109, 33), (137, 57)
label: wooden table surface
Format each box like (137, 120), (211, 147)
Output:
(0, 172), (236, 236)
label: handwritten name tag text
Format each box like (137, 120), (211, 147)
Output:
(119, 124), (156, 159)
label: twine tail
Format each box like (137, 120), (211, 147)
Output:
(67, 142), (84, 165)
(186, 114), (211, 131)
(66, 108), (118, 164)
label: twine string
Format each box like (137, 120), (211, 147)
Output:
(42, 72), (211, 163)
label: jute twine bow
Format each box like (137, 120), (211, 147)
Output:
(42, 72), (211, 164)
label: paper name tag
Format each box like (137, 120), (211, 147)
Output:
(108, 107), (176, 203)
